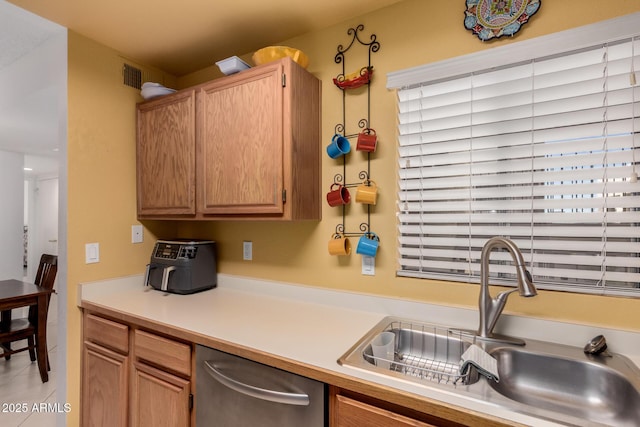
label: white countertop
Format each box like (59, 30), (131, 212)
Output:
(80, 274), (640, 427)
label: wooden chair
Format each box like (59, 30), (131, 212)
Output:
(0, 254), (58, 362)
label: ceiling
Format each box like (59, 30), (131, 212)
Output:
(0, 0), (65, 176)
(8, 0), (403, 77)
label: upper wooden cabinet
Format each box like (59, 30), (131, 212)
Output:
(136, 57), (321, 220)
(137, 90), (196, 216)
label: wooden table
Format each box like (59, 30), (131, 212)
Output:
(0, 279), (53, 382)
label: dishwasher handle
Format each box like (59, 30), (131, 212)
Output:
(203, 360), (310, 406)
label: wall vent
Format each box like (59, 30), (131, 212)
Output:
(122, 59), (160, 90)
(123, 63), (142, 89)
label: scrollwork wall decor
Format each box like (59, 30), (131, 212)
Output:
(329, 25), (380, 247)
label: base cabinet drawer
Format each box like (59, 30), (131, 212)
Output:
(84, 313), (129, 353)
(333, 394), (436, 427)
(133, 329), (191, 377)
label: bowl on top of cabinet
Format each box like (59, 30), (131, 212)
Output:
(252, 46), (309, 69)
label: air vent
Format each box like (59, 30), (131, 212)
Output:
(123, 63), (142, 89)
(121, 59), (160, 90)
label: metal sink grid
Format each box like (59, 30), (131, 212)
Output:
(340, 317), (479, 386)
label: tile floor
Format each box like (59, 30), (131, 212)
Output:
(0, 293), (58, 427)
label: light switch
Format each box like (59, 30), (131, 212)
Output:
(85, 243), (100, 264)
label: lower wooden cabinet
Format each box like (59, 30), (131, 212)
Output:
(81, 312), (193, 427)
(131, 362), (191, 427)
(82, 341), (129, 426)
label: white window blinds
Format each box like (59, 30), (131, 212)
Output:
(396, 37), (640, 296)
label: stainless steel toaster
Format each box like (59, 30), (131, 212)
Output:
(144, 239), (217, 294)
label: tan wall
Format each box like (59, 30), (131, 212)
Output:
(66, 0), (640, 424)
(176, 0), (640, 333)
(66, 31), (177, 426)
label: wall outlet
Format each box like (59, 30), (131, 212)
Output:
(132, 225), (143, 243)
(362, 255), (375, 276)
(243, 241), (253, 261)
(85, 243), (100, 264)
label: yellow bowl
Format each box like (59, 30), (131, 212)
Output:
(252, 46), (309, 69)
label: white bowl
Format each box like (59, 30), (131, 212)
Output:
(215, 56), (251, 75)
(140, 84), (176, 100)
(142, 82), (163, 89)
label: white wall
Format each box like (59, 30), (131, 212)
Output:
(0, 4), (67, 424)
(0, 150), (25, 280)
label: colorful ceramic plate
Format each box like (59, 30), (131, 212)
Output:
(464, 0), (541, 41)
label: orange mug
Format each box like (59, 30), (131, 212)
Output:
(356, 128), (378, 152)
(328, 233), (351, 256)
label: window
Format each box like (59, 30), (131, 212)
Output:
(388, 14), (640, 296)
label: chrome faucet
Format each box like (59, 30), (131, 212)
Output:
(477, 237), (537, 345)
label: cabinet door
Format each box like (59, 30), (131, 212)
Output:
(198, 62), (284, 215)
(137, 90), (196, 216)
(82, 341), (128, 427)
(131, 362), (191, 427)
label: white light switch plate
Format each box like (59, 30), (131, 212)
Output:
(85, 243), (100, 264)
(362, 255), (375, 276)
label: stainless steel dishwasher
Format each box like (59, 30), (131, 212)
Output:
(196, 345), (326, 426)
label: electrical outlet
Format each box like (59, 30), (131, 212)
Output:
(132, 225), (143, 243)
(243, 241), (253, 261)
(362, 255), (375, 276)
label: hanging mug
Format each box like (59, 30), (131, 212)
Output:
(356, 128), (378, 152)
(355, 180), (378, 205)
(326, 134), (351, 159)
(356, 232), (380, 257)
(328, 233), (351, 256)
(326, 183), (351, 207)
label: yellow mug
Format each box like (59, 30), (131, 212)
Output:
(355, 180), (378, 205)
(328, 233), (351, 256)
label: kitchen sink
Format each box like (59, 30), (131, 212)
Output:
(339, 316), (640, 426)
(489, 345), (640, 426)
(338, 317), (479, 386)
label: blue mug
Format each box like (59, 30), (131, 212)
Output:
(326, 134), (351, 159)
(356, 232), (380, 257)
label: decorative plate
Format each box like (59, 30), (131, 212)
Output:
(333, 66), (374, 90)
(464, 0), (541, 41)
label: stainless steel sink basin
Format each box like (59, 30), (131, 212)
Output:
(339, 317), (479, 386)
(339, 316), (640, 426)
(489, 344), (640, 426)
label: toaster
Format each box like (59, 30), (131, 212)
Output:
(144, 239), (217, 294)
